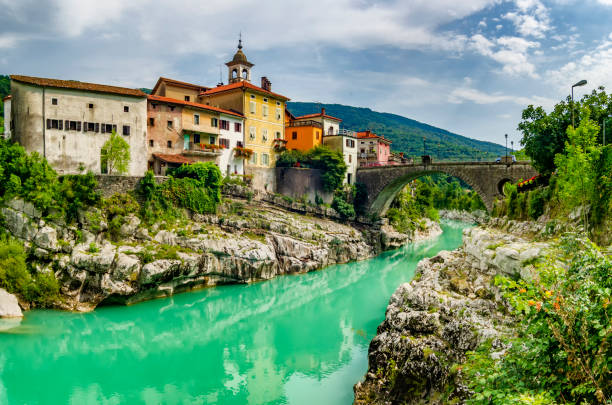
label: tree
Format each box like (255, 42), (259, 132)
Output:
(101, 130), (130, 175)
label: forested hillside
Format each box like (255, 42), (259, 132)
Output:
(287, 102), (506, 161)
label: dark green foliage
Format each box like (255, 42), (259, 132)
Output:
(57, 173), (101, 222)
(0, 236), (60, 307)
(276, 146), (347, 192)
(287, 102), (506, 161)
(527, 187), (548, 220)
(354, 182), (368, 215)
(104, 193), (139, 240)
(332, 193), (355, 219)
(590, 145), (612, 225)
(0, 75), (8, 118)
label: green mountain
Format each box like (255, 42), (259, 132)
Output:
(287, 102), (507, 161)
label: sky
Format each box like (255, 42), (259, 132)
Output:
(1, 0), (612, 147)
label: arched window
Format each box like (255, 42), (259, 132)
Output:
(232, 69), (238, 79)
(242, 69), (248, 79)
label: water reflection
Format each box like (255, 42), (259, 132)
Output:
(0, 220), (469, 404)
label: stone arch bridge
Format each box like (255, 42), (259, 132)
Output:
(356, 161), (537, 216)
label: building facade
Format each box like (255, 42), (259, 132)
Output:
(2, 95), (11, 138)
(9, 75), (148, 176)
(200, 41), (289, 170)
(323, 130), (358, 184)
(284, 109), (323, 152)
(357, 130), (392, 166)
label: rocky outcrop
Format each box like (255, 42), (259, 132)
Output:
(439, 209), (487, 224)
(354, 225), (548, 404)
(0, 288), (23, 318)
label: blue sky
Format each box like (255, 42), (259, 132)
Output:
(1, 0), (612, 147)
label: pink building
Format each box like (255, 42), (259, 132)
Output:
(357, 130), (392, 166)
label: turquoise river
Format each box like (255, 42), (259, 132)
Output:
(0, 220), (470, 404)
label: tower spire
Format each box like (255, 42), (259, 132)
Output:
(238, 32), (242, 50)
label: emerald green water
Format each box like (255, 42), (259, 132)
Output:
(0, 220), (470, 405)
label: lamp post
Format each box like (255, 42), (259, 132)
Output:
(511, 140), (514, 155)
(571, 79), (587, 128)
(505, 134), (508, 160)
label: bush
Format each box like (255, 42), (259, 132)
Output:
(0, 236), (60, 307)
(57, 173), (101, 222)
(527, 187), (548, 220)
(332, 194), (355, 219)
(276, 146), (347, 192)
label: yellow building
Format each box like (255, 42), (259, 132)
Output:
(200, 40), (289, 168)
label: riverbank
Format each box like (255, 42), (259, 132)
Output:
(0, 194), (441, 315)
(354, 219), (554, 404)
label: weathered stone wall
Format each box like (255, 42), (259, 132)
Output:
(356, 162), (538, 214)
(245, 166), (276, 193)
(275, 167), (333, 204)
(94, 175), (166, 198)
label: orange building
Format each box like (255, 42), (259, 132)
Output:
(284, 109), (323, 152)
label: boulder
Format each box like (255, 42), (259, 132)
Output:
(0, 289), (23, 318)
(119, 214), (141, 238)
(33, 225), (59, 252)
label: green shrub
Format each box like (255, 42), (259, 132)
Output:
(56, 173), (101, 222)
(527, 187), (548, 220)
(276, 146), (347, 192)
(332, 193), (355, 219)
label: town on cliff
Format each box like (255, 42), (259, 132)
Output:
(2, 39), (406, 196)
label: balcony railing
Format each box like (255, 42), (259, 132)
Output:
(324, 128), (356, 137)
(183, 142), (223, 156)
(287, 120), (323, 129)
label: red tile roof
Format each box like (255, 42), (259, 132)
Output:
(151, 77), (210, 95)
(294, 112), (342, 122)
(356, 131), (392, 144)
(11, 75), (147, 98)
(153, 153), (194, 165)
(2, 95), (10, 101)
(201, 81), (290, 101)
(147, 94), (244, 118)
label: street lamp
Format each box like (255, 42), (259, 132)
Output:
(505, 133), (508, 159)
(511, 140), (514, 155)
(571, 79), (587, 128)
(604, 115), (612, 146)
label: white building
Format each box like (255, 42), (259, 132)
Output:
(218, 112), (245, 176)
(9, 75), (148, 176)
(2, 95), (11, 139)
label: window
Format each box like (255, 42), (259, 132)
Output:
(292, 131), (297, 140)
(275, 131), (281, 139)
(220, 120), (230, 130)
(262, 129), (268, 141)
(89, 103), (94, 109)
(276, 101), (281, 106)
(149, 140), (154, 147)
(346, 139), (355, 148)
(52, 98), (58, 105)
(103, 124), (113, 133)
(250, 94), (255, 99)
(263, 97), (268, 103)
(276, 109), (281, 120)
(86, 122), (95, 132)
(209, 136), (216, 145)
(184, 96), (190, 102)
(169, 106), (175, 111)
(194, 114), (200, 125)
(250, 152), (257, 165)
(193, 134), (200, 144)
(69, 121), (77, 131)
(167, 140), (172, 148)
(262, 105), (268, 117)
(95, 123), (99, 133)
(349, 155), (352, 163)
(219, 138), (230, 149)
(250, 101), (256, 114)
(149, 118), (155, 126)
(123, 125), (130, 136)
(124, 106), (129, 112)
(167, 120), (173, 128)
(211, 118), (218, 127)
(47, 119), (59, 129)
(249, 127), (256, 140)
(151, 103), (157, 109)
(316, 131), (320, 140)
(234, 122), (242, 132)
(262, 153), (269, 166)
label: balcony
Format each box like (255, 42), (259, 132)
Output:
(182, 142), (223, 157)
(325, 128), (356, 137)
(287, 120), (323, 129)
(273, 138), (288, 152)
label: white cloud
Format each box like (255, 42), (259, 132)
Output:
(503, 0), (551, 38)
(469, 34), (540, 77)
(448, 86), (553, 106)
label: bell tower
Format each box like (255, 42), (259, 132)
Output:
(226, 35), (254, 84)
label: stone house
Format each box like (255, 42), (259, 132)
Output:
(357, 130), (392, 167)
(8, 75), (148, 176)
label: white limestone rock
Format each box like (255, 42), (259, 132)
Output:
(0, 288), (23, 318)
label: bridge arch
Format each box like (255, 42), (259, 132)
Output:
(356, 162), (537, 217)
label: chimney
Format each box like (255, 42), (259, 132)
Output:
(321, 107), (325, 115)
(261, 76), (271, 91)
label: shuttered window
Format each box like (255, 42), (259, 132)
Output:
(123, 125), (130, 136)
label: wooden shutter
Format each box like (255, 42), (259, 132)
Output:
(77, 121), (82, 131)
(112, 125), (117, 133)
(59, 120), (63, 130)
(83, 122), (88, 132)
(46, 119), (51, 129)
(65, 120), (69, 130)
(95, 123), (99, 133)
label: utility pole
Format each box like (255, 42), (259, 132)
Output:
(505, 134), (508, 160)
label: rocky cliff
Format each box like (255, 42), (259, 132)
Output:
(1, 195), (437, 313)
(354, 222), (551, 404)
